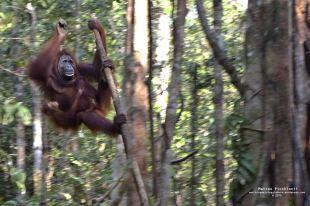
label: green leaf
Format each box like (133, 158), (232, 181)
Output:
(10, 167), (26, 190)
(71, 160), (83, 167)
(2, 200), (18, 206)
(16, 105), (32, 125)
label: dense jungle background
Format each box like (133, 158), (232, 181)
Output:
(0, 0), (309, 205)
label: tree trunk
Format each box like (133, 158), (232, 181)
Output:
(292, 0), (310, 204)
(161, 0), (187, 205)
(195, 0), (244, 95)
(213, 0), (225, 206)
(154, 114), (164, 203)
(75, 0), (81, 60)
(242, 0), (294, 205)
(147, 0), (158, 199)
(151, 8), (172, 204)
(197, 0), (302, 205)
(15, 87), (26, 203)
(11, 1), (26, 203)
(110, 136), (126, 205)
(189, 65), (198, 206)
(31, 82), (44, 196)
(122, 0), (150, 204)
(40, 116), (48, 205)
(27, 3), (44, 198)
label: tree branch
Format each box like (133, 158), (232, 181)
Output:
(171, 150), (198, 165)
(195, 0), (245, 96)
(92, 172), (126, 204)
(0, 65), (26, 77)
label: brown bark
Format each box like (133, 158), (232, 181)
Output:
(213, 1), (225, 205)
(91, 28), (149, 205)
(125, 0), (134, 56)
(293, 0), (310, 204)
(121, 0), (150, 204)
(240, 0), (295, 205)
(262, 1), (294, 205)
(240, 4), (266, 186)
(161, 0), (187, 205)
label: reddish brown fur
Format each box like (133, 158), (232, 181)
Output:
(27, 19), (120, 136)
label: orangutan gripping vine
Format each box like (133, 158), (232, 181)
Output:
(27, 19), (125, 136)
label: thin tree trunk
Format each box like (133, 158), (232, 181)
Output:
(189, 65), (198, 206)
(125, 0), (134, 55)
(75, 0), (81, 60)
(40, 117), (48, 206)
(214, 66), (225, 206)
(110, 3), (134, 202)
(15, 88), (26, 203)
(161, 0), (187, 205)
(31, 83), (43, 196)
(147, 0), (158, 199)
(110, 136), (126, 205)
(213, 1), (224, 206)
(154, 114), (164, 204)
(11, 1), (26, 203)
(27, 3), (44, 198)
